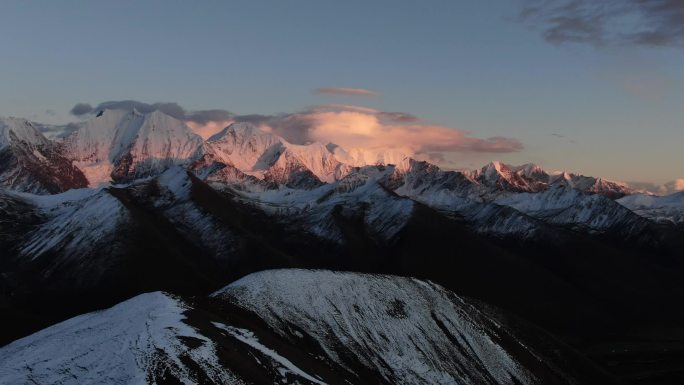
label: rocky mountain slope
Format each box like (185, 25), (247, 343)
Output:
(0, 117), (88, 194)
(0, 270), (613, 385)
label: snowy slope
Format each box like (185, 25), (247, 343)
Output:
(495, 185), (649, 236)
(213, 269), (578, 385)
(235, 165), (416, 243)
(139, 167), (238, 260)
(390, 159), (483, 206)
(19, 187), (127, 263)
(0, 270), (595, 385)
(0, 292), (241, 385)
(618, 191), (684, 224)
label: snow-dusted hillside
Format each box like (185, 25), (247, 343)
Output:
(0, 270), (599, 385)
(495, 185), (650, 236)
(0, 292), (241, 385)
(618, 191), (684, 224)
(215, 269), (541, 385)
(18, 187), (127, 263)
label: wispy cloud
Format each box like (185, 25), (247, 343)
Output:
(307, 104), (419, 123)
(519, 0), (684, 47)
(313, 87), (380, 97)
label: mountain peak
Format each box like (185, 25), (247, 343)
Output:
(208, 121), (271, 143)
(481, 160), (510, 179)
(513, 163), (545, 177)
(0, 116), (50, 148)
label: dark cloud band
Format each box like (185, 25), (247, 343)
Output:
(313, 87), (380, 97)
(520, 0), (684, 47)
(69, 100), (234, 124)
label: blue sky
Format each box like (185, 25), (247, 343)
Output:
(1, 0), (682, 183)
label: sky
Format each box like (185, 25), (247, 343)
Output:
(0, 0), (682, 184)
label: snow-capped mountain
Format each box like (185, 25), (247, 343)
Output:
(618, 191), (684, 225)
(463, 161), (634, 199)
(64, 109), (205, 185)
(494, 184), (651, 237)
(470, 161), (550, 194)
(0, 108), (660, 244)
(204, 122), (352, 188)
(0, 270), (609, 385)
(0, 117), (88, 194)
(0, 117), (51, 148)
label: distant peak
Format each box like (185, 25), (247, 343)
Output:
(482, 161), (508, 177)
(227, 121), (261, 133)
(208, 121), (266, 142)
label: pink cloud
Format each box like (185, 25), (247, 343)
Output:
(270, 110), (522, 156)
(308, 104), (381, 114)
(313, 87), (380, 97)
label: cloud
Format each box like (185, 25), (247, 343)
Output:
(627, 178), (684, 195)
(234, 113), (313, 144)
(45, 109), (57, 117)
(70, 100), (234, 123)
(70, 103), (93, 116)
(313, 87), (380, 97)
(663, 178), (684, 194)
(377, 111), (420, 123)
(185, 109), (234, 124)
(307, 104), (419, 123)
(519, 0), (684, 47)
(243, 109), (523, 156)
(309, 104), (381, 114)
(91, 101), (187, 119)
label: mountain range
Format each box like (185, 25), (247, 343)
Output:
(1, 108), (684, 384)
